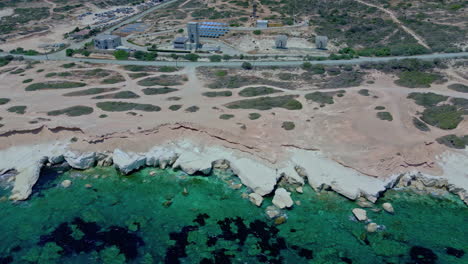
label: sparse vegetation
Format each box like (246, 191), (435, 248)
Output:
(395, 72), (440, 88)
(0, 98), (11, 105)
(25, 81), (86, 91)
(47, 106), (94, 117)
(202, 91), (232, 97)
(305, 92), (334, 104)
(358, 89), (370, 96)
(101, 75), (125, 84)
(142, 87), (178, 95)
(7, 105), (26, 114)
(421, 105), (463, 130)
(407, 92), (448, 107)
(92, 91), (140, 100)
(63, 88), (119, 97)
(96, 102), (161, 112)
(61, 63), (76, 69)
(137, 75), (184, 86)
(239, 86), (283, 97)
(169, 105), (182, 111)
(377, 112), (393, 121)
(282, 121), (295, 131)
(375, 106), (386, 110)
(225, 95), (302, 111)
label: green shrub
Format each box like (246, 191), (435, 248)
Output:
(7, 105), (27, 114)
(358, 89), (370, 96)
(436, 134), (468, 149)
(185, 106), (200, 112)
(377, 112), (393, 121)
(159, 66), (178, 72)
(137, 75), (184, 86)
(96, 102), (161, 112)
(421, 105), (463, 130)
(407, 92), (448, 107)
(249, 113), (261, 120)
(395, 72), (440, 88)
(412, 117), (430, 132)
(0, 98), (11, 105)
(215, 70), (228, 77)
(305, 92), (334, 104)
(63, 88), (119, 97)
(219, 114), (235, 120)
(22, 79), (33, 83)
(61, 63), (76, 68)
(239, 86), (282, 97)
(253, 30), (262, 35)
(47, 106), (94, 117)
(448, 83), (468, 93)
(241, 62), (253, 70)
(113, 50), (129, 60)
(202, 91), (232, 97)
(184, 53), (199, 62)
(142, 87), (178, 95)
(101, 75), (125, 84)
(209, 55), (222, 62)
(25, 81), (86, 91)
(169, 105), (182, 111)
(375, 106), (386, 110)
(225, 95), (302, 110)
(282, 121), (295, 130)
(92, 91), (140, 99)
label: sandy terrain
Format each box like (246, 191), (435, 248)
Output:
(0, 8), (13, 19)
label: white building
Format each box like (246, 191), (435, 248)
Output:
(256, 20), (269, 28)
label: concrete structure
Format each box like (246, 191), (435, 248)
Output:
(275, 35), (288, 49)
(116, 46), (133, 52)
(187, 22), (201, 49)
(173, 37), (189, 50)
(94, 34), (122, 50)
(256, 20), (269, 28)
(316, 36), (328, 50)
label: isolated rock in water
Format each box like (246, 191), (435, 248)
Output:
(272, 188), (294, 209)
(172, 151), (213, 175)
(61, 180), (72, 188)
(352, 208), (368, 221)
(366, 223), (378, 233)
(296, 186), (303, 193)
(230, 158), (280, 196)
(382, 202), (395, 214)
(146, 147), (178, 168)
(357, 197), (374, 208)
(265, 206), (281, 219)
(248, 193), (263, 207)
(9, 157), (48, 201)
(64, 151), (96, 170)
(113, 149), (146, 175)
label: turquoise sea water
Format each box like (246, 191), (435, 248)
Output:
(0, 165), (466, 264)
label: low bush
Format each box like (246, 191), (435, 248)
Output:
(412, 117), (430, 132)
(219, 114), (235, 120)
(96, 102), (161, 112)
(374, 106), (386, 110)
(407, 92), (448, 107)
(448, 83), (468, 93)
(63, 88), (119, 97)
(421, 105), (463, 130)
(7, 105), (27, 114)
(47, 105), (94, 117)
(92, 91), (140, 99)
(169, 105), (182, 111)
(395, 72), (440, 88)
(185, 106), (200, 112)
(142, 87), (178, 95)
(436, 134), (468, 149)
(305, 92), (334, 104)
(282, 121), (295, 131)
(358, 89), (370, 96)
(225, 95), (302, 110)
(249, 113), (261, 120)
(239, 86), (282, 97)
(0, 98), (11, 105)
(377, 112), (393, 121)
(202, 91), (232, 97)
(25, 81), (86, 91)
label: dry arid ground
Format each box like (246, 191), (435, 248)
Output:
(1, 59), (467, 180)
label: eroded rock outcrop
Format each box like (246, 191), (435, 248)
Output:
(113, 149), (146, 175)
(352, 208), (368, 221)
(272, 188), (294, 209)
(172, 151), (213, 175)
(230, 158), (279, 196)
(248, 192), (263, 207)
(64, 151), (96, 170)
(9, 156), (48, 201)
(146, 147), (178, 169)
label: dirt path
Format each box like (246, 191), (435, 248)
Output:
(44, 0), (57, 15)
(179, 0), (192, 8)
(354, 0), (431, 50)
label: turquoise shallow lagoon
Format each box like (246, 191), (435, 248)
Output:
(0, 165), (466, 264)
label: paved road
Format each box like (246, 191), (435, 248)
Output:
(3, 51), (467, 68)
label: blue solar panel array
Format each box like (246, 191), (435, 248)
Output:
(198, 22), (229, 38)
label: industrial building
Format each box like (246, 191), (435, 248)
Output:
(93, 34), (122, 50)
(198, 22), (229, 38)
(187, 22), (201, 49)
(173, 37), (189, 49)
(256, 20), (269, 28)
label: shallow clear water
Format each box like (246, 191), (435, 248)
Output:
(0, 166), (466, 264)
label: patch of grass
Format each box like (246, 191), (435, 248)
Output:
(22, 79), (33, 83)
(123, 65), (149, 72)
(412, 117), (430, 132)
(7, 105), (26, 114)
(395, 72), (440, 88)
(407, 92), (448, 107)
(10, 68), (25, 74)
(142, 87), (178, 95)
(305, 92), (334, 104)
(167, 96), (181, 101)
(63, 88), (119, 97)
(185, 106), (200, 112)
(207, 75), (292, 90)
(225, 95), (302, 111)
(92, 91), (140, 100)
(61, 63), (76, 69)
(25, 81), (86, 91)
(99, 114), (108, 118)
(219, 114), (235, 120)
(358, 89), (370, 96)
(215, 70), (228, 77)
(421, 105), (463, 130)
(282, 121), (295, 131)
(375, 106), (386, 110)
(436, 134), (468, 149)
(101, 75), (125, 84)
(448, 83), (468, 93)
(377, 112), (393, 121)
(96, 102), (161, 112)
(320, 72), (364, 89)
(0, 98), (11, 105)
(129, 72), (150, 79)
(47, 105), (94, 117)
(202, 91), (232, 97)
(137, 75), (184, 86)
(169, 105), (182, 111)
(159, 66), (178, 72)
(238, 86), (283, 97)
(45, 72), (57, 78)
(248, 113), (261, 120)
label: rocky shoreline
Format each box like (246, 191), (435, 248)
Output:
(1, 140), (467, 207)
